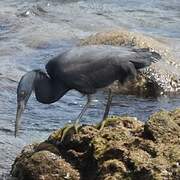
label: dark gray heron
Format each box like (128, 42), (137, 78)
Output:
(15, 45), (160, 139)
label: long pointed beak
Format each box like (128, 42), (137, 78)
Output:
(15, 101), (25, 137)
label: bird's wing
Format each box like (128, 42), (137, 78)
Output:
(55, 56), (136, 93)
(45, 45), (160, 93)
(57, 58), (110, 93)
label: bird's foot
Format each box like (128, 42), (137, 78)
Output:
(97, 116), (118, 131)
(97, 118), (107, 131)
(60, 122), (81, 142)
(74, 120), (81, 134)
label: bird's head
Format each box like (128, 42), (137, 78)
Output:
(15, 70), (37, 137)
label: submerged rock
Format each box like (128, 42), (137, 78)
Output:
(80, 30), (180, 96)
(11, 109), (180, 180)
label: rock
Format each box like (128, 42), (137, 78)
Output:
(80, 30), (180, 96)
(11, 148), (80, 180)
(11, 109), (180, 180)
(144, 109), (180, 143)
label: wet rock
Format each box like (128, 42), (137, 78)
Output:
(17, 5), (47, 17)
(144, 109), (180, 143)
(80, 30), (180, 96)
(11, 109), (180, 180)
(11, 148), (80, 180)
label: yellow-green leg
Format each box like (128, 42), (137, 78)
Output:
(61, 95), (91, 142)
(98, 89), (112, 130)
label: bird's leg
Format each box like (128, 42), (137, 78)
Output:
(74, 94), (91, 132)
(98, 89), (112, 130)
(60, 95), (91, 142)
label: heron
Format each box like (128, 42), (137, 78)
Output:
(15, 45), (160, 139)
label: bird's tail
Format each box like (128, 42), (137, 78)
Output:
(130, 48), (161, 69)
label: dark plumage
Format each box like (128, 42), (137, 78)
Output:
(15, 45), (161, 137)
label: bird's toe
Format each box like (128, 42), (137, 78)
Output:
(60, 123), (81, 142)
(60, 124), (75, 142)
(97, 116), (119, 131)
(74, 122), (81, 134)
(97, 118), (107, 131)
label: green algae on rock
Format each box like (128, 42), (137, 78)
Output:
(11, 109), (180, 180)
(11, 147), (80, 180)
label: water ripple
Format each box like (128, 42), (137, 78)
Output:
(0, 0), (180, 178)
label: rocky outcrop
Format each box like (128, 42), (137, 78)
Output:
(81, 30), (180, 96)
(11, 109), (180, 180)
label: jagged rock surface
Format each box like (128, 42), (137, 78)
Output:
(11, 109), (180, 180)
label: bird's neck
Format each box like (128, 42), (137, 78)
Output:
(34, 70), (69, 104)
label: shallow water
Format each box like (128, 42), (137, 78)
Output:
(0, 0), (180, 177)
